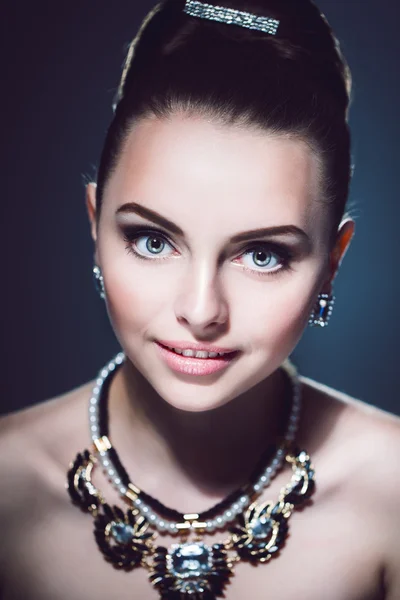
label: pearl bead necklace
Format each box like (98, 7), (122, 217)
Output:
(88, 352), (301, 534)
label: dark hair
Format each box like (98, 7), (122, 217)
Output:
(95, 0), (352, 244)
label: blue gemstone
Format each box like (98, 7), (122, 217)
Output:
(170, 543), (212, 577)
(110, 521), (134, 544)
(251, 517), (273, 539)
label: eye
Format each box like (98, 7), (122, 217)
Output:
(122, 227), (175, 260)
(236, 244), (291, 276)
(135, 234), (173, 257)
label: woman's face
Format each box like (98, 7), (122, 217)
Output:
(88, 112), (352, 412)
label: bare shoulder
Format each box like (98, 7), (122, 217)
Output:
(300, 374), (400, 483)
(0, 378), (95, 457)
(0, 379), (95, 556)
(301, 376), (400, 599)
(301, 374), (400, 459)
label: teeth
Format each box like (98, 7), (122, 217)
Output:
(170, 347), (225, 359)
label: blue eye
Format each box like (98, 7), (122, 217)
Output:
(135, 234), (173, 257)
(123, 228), (175, 260)
(240, 247), (283, 273)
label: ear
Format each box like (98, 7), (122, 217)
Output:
(86, 182), (98, 243)
(323, 217), (355, 291)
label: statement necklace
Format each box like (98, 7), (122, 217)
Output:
(67, 353), (315, 599)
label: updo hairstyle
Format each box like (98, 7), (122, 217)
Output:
(95, 0), (353, 245)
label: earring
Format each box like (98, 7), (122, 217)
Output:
(309, 293), (335, 328)
(93, 264), (105, 300)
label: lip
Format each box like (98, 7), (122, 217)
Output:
(157, 340), (238, 354)
(155, 342), (240, 376)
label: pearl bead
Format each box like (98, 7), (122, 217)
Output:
(88, 351), (302, 536)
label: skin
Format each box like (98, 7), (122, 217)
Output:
(84, 113), (354, 494)
(0, 112), (399, 600)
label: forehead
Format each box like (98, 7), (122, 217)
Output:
(105, 113), (324, 240)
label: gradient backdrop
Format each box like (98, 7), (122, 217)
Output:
(1, 1), (399, 415)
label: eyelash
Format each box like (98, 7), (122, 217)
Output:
(121, 226), (293, 277)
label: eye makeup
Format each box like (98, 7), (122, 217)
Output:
(115, 201), (312, 250)
(119, 223), (297, 278)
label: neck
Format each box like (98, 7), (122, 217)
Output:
(107, 357), (292, 505)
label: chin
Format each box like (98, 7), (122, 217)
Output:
(160, 393), (231, 413)
(150, 372), (241, 413)
(121, 339), (284, 414)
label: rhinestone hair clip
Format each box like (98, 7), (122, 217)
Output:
(183, 0), (280, 35)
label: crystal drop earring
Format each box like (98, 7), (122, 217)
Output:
(309, 293), (335, 328)
(93, 264), (106, 300)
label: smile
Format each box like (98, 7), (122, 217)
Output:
(155, 342), (240, 376)
(163, 345), (231, 359)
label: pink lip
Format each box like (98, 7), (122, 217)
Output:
(157, 340), (238, 353)
(155, 342), (240, 376)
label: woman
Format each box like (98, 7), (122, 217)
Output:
(0, 0), (399, 598)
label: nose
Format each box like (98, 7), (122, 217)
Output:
(174, 261), (229, 333)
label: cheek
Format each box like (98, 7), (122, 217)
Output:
(101, 261), (168, 340)
(237, 272), (319, 352)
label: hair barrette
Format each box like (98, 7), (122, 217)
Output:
(183, 0), (280, 35)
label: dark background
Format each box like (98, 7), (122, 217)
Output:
(0, 1), (399, 416)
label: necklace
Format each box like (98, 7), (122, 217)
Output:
(88, 352), (302, 533)
(67, 353), (315, 599)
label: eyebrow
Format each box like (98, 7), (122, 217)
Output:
(116, 202), (311, 246)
